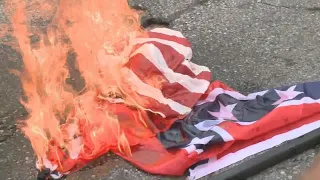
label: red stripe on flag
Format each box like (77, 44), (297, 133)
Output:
(174, 64), (212, 80)
(126, 53), (204, 109)
(130, 42), (185, 70)
(147, 32), (191, 48)
(144, 41), (186, 70)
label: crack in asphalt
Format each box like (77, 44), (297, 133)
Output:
(257, 1), (320, 12)
(138, 0), (222, 28)
(165, 0), (213, 22)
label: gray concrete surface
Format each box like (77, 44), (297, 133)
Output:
(1, 0), (320, 179)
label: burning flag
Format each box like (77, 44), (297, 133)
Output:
(6, 0), (320, 179)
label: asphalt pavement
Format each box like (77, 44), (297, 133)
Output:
(1, 0), (320, 179)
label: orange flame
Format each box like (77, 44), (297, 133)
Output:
(7, 0), (154, 172)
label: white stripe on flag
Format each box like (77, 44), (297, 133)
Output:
(195, 119), (256, 130)
(195, 149), (204, 154)
(150, 28), (185, 38)
(123, 68), (192, 116)
(51, 173), (63, 179)
(188, 135), (215, 145)
(133, 38), (192, 60)
(188, 119), (320, 180)
(211, 126), (234, 142)
(196, 88), (269, 106)
(277, 97), (320, 107)
(130, 44), (210, 94)
(183, 136), (215, 154)
(184, 145), (197, 154)
(181, 60), (211, 76)
(194, 121), (234, 142)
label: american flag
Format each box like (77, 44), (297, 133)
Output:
(123, 27), (212, 120)
(40, 28), (320, 180)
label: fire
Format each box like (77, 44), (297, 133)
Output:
(7, 0), (155, 173)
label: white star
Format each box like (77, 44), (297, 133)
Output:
(208, 102), (237, 121)
(272, 86), (303, 105)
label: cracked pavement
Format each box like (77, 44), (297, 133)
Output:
(1, 0), (320, 179)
